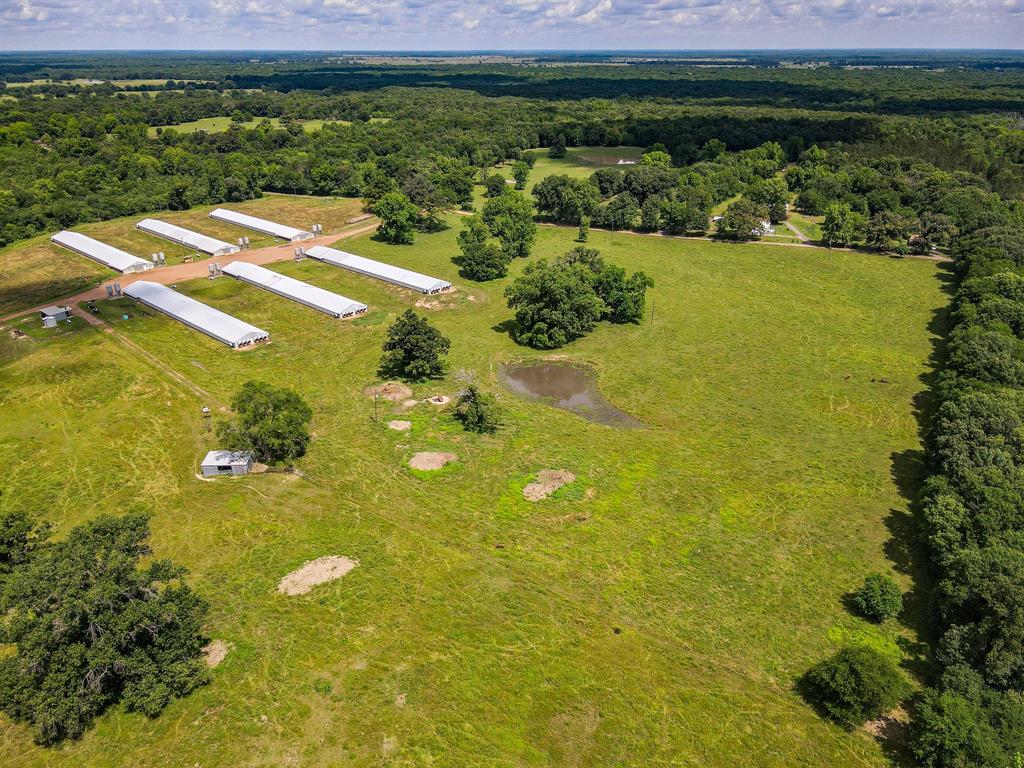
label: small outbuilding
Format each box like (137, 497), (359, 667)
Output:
(201, 450), (254, 477)
(40, 305), (70, 327)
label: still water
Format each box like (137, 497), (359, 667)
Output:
(497, 362), (644, 428)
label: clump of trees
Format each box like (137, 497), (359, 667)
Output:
(0, 512), (209, 745)
(504, 246), (652, 349)
(717, 199), (769, 241)
(455, 189), (536, 281)
(217, 380), (313, 463)
(457, 214), (510, 281)
(453, 385), (501, 433)
(380, 309), (451, 380)
(801, 646), (910, 729)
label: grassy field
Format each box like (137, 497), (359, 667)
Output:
(789, 211), (825, 242)
(0, 194), (363, 317)
(475, 146), (644, 209)
(0, 206), (946, 766)
(148, 117), (348, 137)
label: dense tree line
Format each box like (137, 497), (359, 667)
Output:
(908, 223), (1024, 766)
(1, 75), (1020, 247)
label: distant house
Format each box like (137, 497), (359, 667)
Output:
(616, 159), (637, 165)
(40, 305), (70, 327)
(756, 220), (776, 236)
(201, 450), (254, 477)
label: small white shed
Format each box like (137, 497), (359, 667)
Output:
(201, 450), (254, 477)
(40, 305), (70, 327)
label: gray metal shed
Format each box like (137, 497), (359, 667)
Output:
(201, 450), (254, 477)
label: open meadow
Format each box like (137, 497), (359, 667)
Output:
(147, 117), (349, 137)
(0, 207), (947, 766)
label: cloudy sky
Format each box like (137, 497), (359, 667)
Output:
(1, 0), (1022, 50)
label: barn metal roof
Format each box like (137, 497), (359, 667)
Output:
(51, 230), (154, 273)
(209, 208), (313, 242)
(136, 218), (240, 256)
(124, 281), (268, 348)
(222, 261), (367, 318)
(201, 450), (253, 467)
(305, 245), (451, 294)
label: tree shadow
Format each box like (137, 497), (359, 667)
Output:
(491, 318), (518, 340)
(883, 260), (955, 682)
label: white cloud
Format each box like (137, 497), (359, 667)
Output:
(0, 0), (1021, 48)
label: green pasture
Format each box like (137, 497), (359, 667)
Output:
(0, 211), (946, 766)
(147, 117), (348, 137)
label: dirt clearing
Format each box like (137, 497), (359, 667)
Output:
(524, 470), (576, 501)
(409, 452), (456, 471)
(365, 382), (412, 402)
(388, 420), (412, 431)
(277, 555), (360, 596)
(203, 640), (232, 668)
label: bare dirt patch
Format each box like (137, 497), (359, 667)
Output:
(409, 452), (457, 471)
(388, 420), (412, 431)
(277, 555), (359, 596)
(425, 395), (450, 406)
(524, 470), (576, 501)
(365, 382), (412, 402)
(401, 399), (418, 408)
(203, 639), (232, 668)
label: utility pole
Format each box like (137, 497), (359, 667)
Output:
(650, 296), (655, 326)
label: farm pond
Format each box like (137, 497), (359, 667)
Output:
(497, 362), (644, 428)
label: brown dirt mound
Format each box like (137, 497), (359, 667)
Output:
(524, 470), (576, 501)
(425, 395), (450, 406)
(203, 639), (232, 668)
(388, 420), (412, 431)
(277, 555), (359, 596)
(401, 399), (418, 408)
(409, 452), (457, 471)
(365, 382), (412, 402)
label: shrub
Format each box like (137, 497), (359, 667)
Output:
(852, 573), (903, 622)
(453, 385), (501, 433)
(801, 646), (910, 729)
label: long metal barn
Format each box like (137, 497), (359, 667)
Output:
(305, 245), (451, 294)
(124, 281), (269, 348)
(222, 261), (367, 318)
(51, 230), (154, 274)
(209, 208), (313, 242)
(136, 218), (240, 257)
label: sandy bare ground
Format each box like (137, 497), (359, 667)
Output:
(524, 470), (576, 501)
(278, 555), (359, 596)
(409, 452), (456, 471)
(366, 381), (412, 402)
(388, 420), (412, 431)
(203, 639), (232, 668)
(1, 219), (380, 324)
(425, 395), (449, 406)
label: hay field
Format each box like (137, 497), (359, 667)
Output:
(0, 212), (946, 767)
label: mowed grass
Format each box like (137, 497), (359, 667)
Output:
(0, 194), (364, 317)
(789, 211), (824, 242)
(0, 216), (947, 767)
(147, 117), (349, 137)
(476, 146), (644, 209)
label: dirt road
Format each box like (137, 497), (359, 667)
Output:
(2, 219), (379, 324)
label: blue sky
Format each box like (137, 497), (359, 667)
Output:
(1, 0), (1022, 51)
